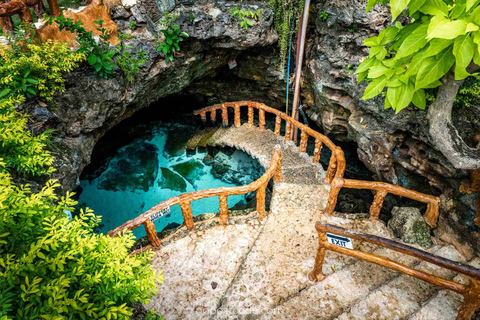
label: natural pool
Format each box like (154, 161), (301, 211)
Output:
(77, 122), (263, 239)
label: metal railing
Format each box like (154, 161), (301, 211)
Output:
(107, 146), (283, 250)
(309, 221), (480, 320)
(193, 101), (440, 228)
(0, 0), (60, 33)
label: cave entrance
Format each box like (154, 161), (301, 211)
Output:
(76, 95), (266, 239)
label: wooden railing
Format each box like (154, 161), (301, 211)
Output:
(193, 101), (440, 228)
(107, 145), (283, 249)
(309, 222), (480, 320)
(0, 0), (60, 33)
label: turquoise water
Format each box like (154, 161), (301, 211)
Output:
(77, 123), (259, 239)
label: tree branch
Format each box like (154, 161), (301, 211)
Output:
(427, 68), (480, 170)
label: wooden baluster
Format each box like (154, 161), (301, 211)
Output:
(256, 183), (268, 219)
(457, 279), (480, 320)
(219, 195), (229, 225)
(313, 139), (323, 163)
(274, 115), (281, 136)
(369, 190), (388, 220)
(143, 219), (161, 248)
(247, 105), (254, 126)
(325, 152), (337, 185)
(179, 201), (194, 231)
(285, 122), (292, 142)
(299, 131), (308, 153)
(210, 110), (216, 123)
(324, 177), (344, 215)
(424, 201), (439, 228)
(259, 109), (265, 131)
(274, 149), (283, 183)
(200, 111), (207, 123)
(221, 105), (229, 127)
(234, 105), (241, 127)
(308, 230), (327, 282)
(47, 0), (61, 17)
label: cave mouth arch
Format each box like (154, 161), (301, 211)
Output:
(75, 94), (267, 239)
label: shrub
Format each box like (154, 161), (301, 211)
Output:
(0, 28), (86, 101)
(156, 12), (189, 62)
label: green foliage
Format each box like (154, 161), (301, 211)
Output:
(0, 169), (162, 319)
(357, 0), (480, 113)
(320, 10), (329, 21)
(129, 20), (137, 30)
(155, 13), (189, 62)
(269, 0), (304, 70)
(229, 7), (263, 30)
(0, 24), (86, 101)
(47, 16), (146, 81)
(145, 310), (164, 320)
(345, 64), (353, 73)
(0, 95), (55, 176)
(455, 74), (480, 106)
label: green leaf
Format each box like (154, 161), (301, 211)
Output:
(453, 34), (475, 79)
(466, 23), (479, 33)
(368, 63), (390, 78)
(364, 36), (379, 47)
(415, 48), (455, 89)
(405, 48), (428, 76)
(409, 0), (427, 14)
(362, 76), (388, 99)
(378, 26), (401, 45)
(424, 38), (454, 57)
(467, 0), (480, 11)
(88, 54), (97, 65)
(412, 89), (426, 109)
(419, 0), (449, 17)
(0, 88), (11, 98)
(366, 0), (379, 12)
(387, 82), (414, 112)
(427, 16), (468, 40)
(355, 57), (377, 73)
(395, 23), (429, 59)
(469, 6), (480, 24)
(391, 0), (410, 21)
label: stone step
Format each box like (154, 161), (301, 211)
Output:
(213, 184), (405, 319)
(335, 245), (467, 320)
(408, 258), (480, 320)
(146, 221), (266, 319)
(198, 127), (222, 148)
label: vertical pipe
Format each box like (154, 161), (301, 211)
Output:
(291, 0), (311, 141)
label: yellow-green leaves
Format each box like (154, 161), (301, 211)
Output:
(453, 34), (475, 79)
(419, 0), (448, 17)
(427, 16), (468, 40)
(415, 48), (455, 89)
(387, 81), (415, 112)
(362, 76), (388, 100)
(391, 0), (410, 20)
(395, 23), (429, 59)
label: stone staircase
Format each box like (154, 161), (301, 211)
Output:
(145, 124), (478, 319)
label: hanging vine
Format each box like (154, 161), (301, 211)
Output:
(269, 0), (304, 71)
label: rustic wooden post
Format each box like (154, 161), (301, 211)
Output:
(424, 201), (439, 228)
(457, 279), (480, 320)
(47, 0), (60, 16)
(259, 109), (265, 131)
(179, 201), (194, 231)
(210, 110), (216, 123)
(313, 139), (323, 163)
(199, 111), (207, 123)
(324, 177), (344, 215)
(308, 229), (328, 282)
(299, 131), (308, 153)
(234, 105), (241, 127)
(285, 122), (292, 142)
(256, 183), (267, 219)
(221, 105), (228, 127)
(0, 15), (13, 33)
(143, 220), (161, 248)
(274, 115), (281, 136)
(325, 152), (337, 185)
(247, 105), (254, 126)
(219, 194), (229, 225)
(370, 190), (388, 220)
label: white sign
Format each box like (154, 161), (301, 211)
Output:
(150, 207), (170, 222)
(228, 59), (237, 69)
(327, 233), (353, 249)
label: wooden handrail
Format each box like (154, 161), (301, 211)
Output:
(0, 0), (60, 33)
(107, 145), (283, 247)
(193, 101), (439, 228)
(309, 221), (480, 320)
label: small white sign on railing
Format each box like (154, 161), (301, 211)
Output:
(327, 233), (353, 249)
(150, 207), (170, 222)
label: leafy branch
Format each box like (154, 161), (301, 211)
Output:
(229, 7), (263, 30)
(155, 12), (189, 62)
